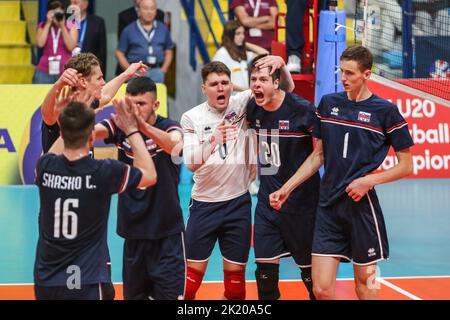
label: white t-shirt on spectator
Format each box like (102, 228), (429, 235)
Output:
(213, 47), (254, 90)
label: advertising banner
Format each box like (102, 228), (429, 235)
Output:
(368, 75), (450, 178)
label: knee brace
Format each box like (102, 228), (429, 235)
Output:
(255, 263), (280, 300)
(300, 267), (316, 300)
(223, 269), (246, 300)
(185, 266), (204, 300)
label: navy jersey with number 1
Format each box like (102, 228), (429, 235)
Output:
(314, 92), (414, 206)
(34, 154), (142, 286)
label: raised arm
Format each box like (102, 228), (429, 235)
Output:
(270, 140), (324, 210)
(41, 69), (81, 125)
(254, 55), (295, 92)
(99, 62), (148, 108)
(135, 118), (182, 159)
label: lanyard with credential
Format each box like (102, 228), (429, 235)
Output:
(248, 0), (261, 17)
(51, 27), (62, 55)
(78, 19), (87, 47)
(137, 20), (157, 47)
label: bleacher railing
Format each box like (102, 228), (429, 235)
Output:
(180, 0), (230, 70)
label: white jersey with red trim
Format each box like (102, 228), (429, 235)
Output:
(181, 90), (256, 202)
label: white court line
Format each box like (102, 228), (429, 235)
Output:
(377, 278), (422, 300)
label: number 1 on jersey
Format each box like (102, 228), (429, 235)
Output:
(343, 132), (349, 159)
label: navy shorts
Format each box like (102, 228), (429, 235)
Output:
(312, 189), (389, 265)
(123, 232), (186, 300)
(35, 283), (113, 300)
(253, 200), (316, 267)
(185, 192), (252, 265)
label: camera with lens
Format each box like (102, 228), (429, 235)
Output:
(54, 12), (64, 22)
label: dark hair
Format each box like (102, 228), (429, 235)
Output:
(201, 61), (231, 83)
(249, 54), (281, 82)
(126, 76), (157, 96)
(47, 0), (63, 11)
(340, 45), (373, 72)
(64, 53), (101, 79)
(222, 20), (247, 62)
(59, 101), (95, 149)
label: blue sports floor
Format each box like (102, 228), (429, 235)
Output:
(0, 179), (450, 299)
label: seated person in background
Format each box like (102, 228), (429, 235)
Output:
(116, 0), (175, 83)
(231, 0), (278, 52)
(33, 0), (78, 84)
(70, 0), (108, 75)
(213, 20), (268, 92)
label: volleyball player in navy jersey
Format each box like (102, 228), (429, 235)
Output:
(246, 54), (320, 300)
(34, 99), (156, 300)
(269, 45), (414, 300)
(97, 77), (186, 300)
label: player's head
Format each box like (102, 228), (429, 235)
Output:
(59, 101), (95, 150)
(249, 54), (282, 106)
(138, 0), (157, 24)
(201, 61), (232, 112)
(222, 20), (247, 62)
(65, 53), (105, 101)
(126, 76), (159, 123)
(340, 45), (373, 93)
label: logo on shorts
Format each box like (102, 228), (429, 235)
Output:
(358, 111), (372, 123)
(255, 119), (261, 128)
(368, 248), (376, 257)
(203, 126), (212, 133)
(331, 107), (339, 116)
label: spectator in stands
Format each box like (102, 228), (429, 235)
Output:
(213, 20), (268, 92)
(116, 0), (166, 76)
(70, 0), (107, 75)
(116, 0), (174, 83)
(33, 0), (78, 84)
(231, 0), (278, 52)
(285, 0), (308, 73)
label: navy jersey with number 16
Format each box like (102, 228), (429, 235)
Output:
(34, 153), (142, 286)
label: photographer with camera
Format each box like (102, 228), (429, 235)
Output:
(33, 0), (78, 84)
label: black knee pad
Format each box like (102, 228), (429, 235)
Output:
(300, 267), (315, 300)
(255, 263), (280, 300)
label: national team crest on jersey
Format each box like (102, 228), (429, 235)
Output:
(279, 120), (289, 130)
(224, 111), (238, 124)
(358, 111), (371, 123)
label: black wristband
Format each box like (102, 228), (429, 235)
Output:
(126, 130), (140, 139)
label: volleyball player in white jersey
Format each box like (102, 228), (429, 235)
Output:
(181, 57), (294, 300)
